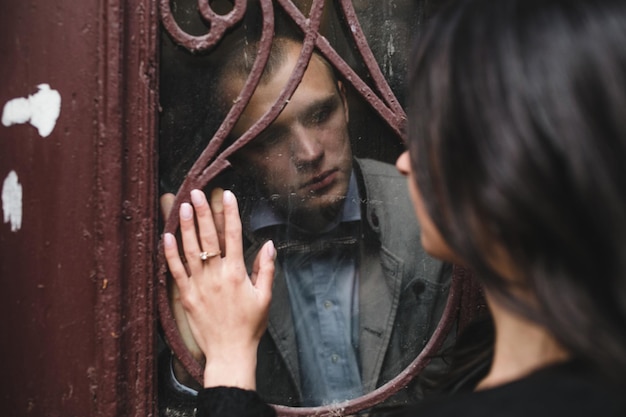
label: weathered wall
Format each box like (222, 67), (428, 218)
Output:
(0, 0), (158, 415)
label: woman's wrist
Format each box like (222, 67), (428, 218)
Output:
(203, 347), (258, 390)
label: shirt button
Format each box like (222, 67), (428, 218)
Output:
(331, 354), (339, 363)
(324, 301), (333, 309)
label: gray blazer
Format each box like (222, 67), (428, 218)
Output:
(246, 158), (452, 406)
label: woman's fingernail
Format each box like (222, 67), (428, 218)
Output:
(180, 203), (193, 220)
(190, 189), (204, 206)
(266, 240), (276, 260)
(223, 190), (235, 205)
(163, 233), (175, 248)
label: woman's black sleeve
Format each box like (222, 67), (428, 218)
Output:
(197, 387), (277, 417)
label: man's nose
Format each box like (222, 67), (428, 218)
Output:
(290, 127), (324, 167)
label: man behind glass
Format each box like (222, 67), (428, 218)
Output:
(159, 35), (452, 413)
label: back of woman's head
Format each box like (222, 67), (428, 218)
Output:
(408, 0), (626, 382)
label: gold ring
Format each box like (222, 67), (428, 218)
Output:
(199, 250), (221, 261)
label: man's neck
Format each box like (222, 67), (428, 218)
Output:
(282, 205), (344, 234)
(249, 172), (360, 235)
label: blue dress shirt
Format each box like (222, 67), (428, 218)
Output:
(250, 173), (364, 406)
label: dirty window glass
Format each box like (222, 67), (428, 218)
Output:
(158, 0), (451, 414)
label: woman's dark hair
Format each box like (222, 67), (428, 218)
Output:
(408, 0), (626, 383)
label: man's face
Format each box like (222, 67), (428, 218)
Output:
(227, 42), (353, 229)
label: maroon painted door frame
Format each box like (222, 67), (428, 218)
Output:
(0, 0), (158, 416)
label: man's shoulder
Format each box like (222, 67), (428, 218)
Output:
(354, 157), (408, 204)
(355, 157), (402, 179)
(353, 157), (423, 256)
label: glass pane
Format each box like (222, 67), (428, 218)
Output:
(158, 0), (452, 414)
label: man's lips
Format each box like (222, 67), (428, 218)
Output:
(301, 169), (338, 192)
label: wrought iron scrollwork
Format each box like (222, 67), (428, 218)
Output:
(157, 2), (471, 416)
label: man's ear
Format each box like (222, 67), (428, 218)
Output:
(337, 80), (349, 123)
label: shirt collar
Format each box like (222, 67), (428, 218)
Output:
(249, 171), (361, 234)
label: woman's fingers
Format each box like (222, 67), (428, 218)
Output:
(164, 233), (189, 292)
(169, 189), (228, 282)
(190, 189), (221, 261)
(167, 188), (271, 296)
(179, 202), (205, 277)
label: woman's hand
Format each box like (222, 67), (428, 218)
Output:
(161, 192), (205, 389)
(163, 189), (276, 390)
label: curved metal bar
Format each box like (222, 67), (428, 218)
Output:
(275, 0), (407, 140)
(157, 1), (467, 415)
(158, 0), (275, 383)
(158, 0), (327, 385)
(159, 0), (247, 53)
(160, 0), (406, 140)
(273, 266), (463, 416)
(338, 0), (405, 116)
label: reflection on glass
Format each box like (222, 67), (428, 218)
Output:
(219, 38), (450, 407)
(158, 0), (452, 414)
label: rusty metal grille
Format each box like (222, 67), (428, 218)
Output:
(157, 1), (481, 415)
(159, 0), (407, 195)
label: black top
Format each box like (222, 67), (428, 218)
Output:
(197, 387), (276, 417)
(380, 360), (625, 417)
(196, 361), (625, 417)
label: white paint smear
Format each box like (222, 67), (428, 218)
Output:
(2, 171), (23, 232)
(2, 84), (61, 137)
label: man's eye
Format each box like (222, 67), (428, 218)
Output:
(251, 131), (285, 150)
(311, 107), (331, 124)
(263, 135), (282, 146)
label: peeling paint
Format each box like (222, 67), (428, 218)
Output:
(2, 170), (23, 232)
(1, 84), (61, 137)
